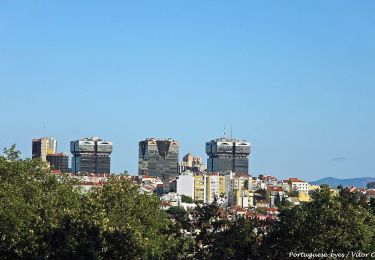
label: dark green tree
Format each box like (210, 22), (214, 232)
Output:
(181, 195), (193, 203)
(211, 217), (263, 260)
(166, 206), (190, 229)
(243, 180), (249, 190)
(369, 198), (375, 214)
(84, 176), (180, 259)
(0, 148), (183, 259)
(190, 199), (222, 259)
(262, 186), (375, 258)
(274, 193), (282, 207)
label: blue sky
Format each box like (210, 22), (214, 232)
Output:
(0, 1), (374, 180)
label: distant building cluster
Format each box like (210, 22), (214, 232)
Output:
(32, 136), (112, 175)
(144, 172), (311, 207)
(178, 153), (206, 174)
(31, 134), (375, 223)
(32, 137), (68, 173)
(31, 135), (252, 183)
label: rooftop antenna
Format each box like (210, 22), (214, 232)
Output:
(224, 125), (226, 138)
(231, 125), (233, 139)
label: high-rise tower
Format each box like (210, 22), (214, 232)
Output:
(206, 137), (251, 174)
(70, 137), (112, 174)
(32, 137), (57, 161)
(139, 138), (179, 180)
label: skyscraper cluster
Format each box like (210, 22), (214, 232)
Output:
(32, 136), (112, 175)
(138, 136), (251, 181)
(31, 135), (251, 178)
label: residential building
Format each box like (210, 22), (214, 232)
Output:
(260, 175), (278, 186)
(176, 171), (195, 199)
(178, 153), (207, 174)
(227, 172), (252, 208)
(194, 174), (206, 203)
(141, 175), (163, 194)
(70, 137), (112, 174)
(206, 137), (251, 174)
(32, 137), (57, 161)
(298, 191), (311, 202)
(163, 179), (177, 193)
(139, 138), (179, 180)
(256, 199), (269, 208)
(282, 180), (290, 192)
(266, 186), (285, 207)
(205, 173), (226, 204)
(289, 178), (309, 193)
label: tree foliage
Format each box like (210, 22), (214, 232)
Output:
(2, 147), (375, 259)
(0, 149), (179, 259)
(274, 193), (292, 209)
(181, 195), (193, 203)
(263, 187), (375, 258)
(210, 217), (263, 260)
(3, 144), (21, 161)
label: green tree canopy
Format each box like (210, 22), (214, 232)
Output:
(0, 150), (181, 259)
(2, 144), (21, 161)
(2, 147), (375, 259)
(181, 195), (193, 203)
(263, 187), (375, 258)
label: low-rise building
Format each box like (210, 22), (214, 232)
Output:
(266, 186), (285, 207)
(256, 199), (269, 208)
(289, 178), (309, 193)
(227, 172), (251, 208)
(298, 191), (311, 202)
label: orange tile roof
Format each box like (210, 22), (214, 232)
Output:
(268, 186), (284, 191)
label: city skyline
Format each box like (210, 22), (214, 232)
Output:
(8, 132), (371, 182)
(1, 1), (374, 180)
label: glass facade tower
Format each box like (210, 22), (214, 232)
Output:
(206, 137), (251, 174)
(70, 137), (112, 174)
(139, 138), (179, 180)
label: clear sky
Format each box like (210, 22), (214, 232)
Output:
(1, 1), (374, 180)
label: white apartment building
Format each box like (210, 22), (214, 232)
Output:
(176, 171), (195, 199)
(290, 180), (309, 193)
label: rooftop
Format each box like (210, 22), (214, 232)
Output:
(209, 137), (249, 143)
